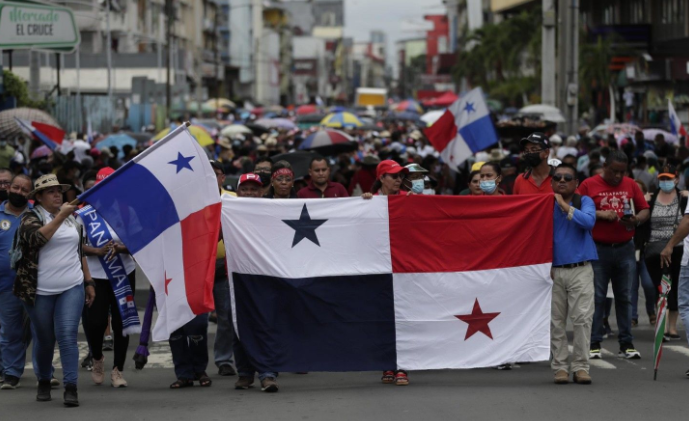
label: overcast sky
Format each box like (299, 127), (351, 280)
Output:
(344, 0), (444, 69)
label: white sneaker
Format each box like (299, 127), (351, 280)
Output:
(91, 356), (105, 385)
(111, 368), (127, 388)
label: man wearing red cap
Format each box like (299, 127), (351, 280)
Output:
(236, 173), (263, 198)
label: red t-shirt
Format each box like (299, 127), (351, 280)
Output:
(578, 174), (649, 243)
(513, 173), (553, 195)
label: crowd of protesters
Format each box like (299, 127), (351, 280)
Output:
(1, 117), (689, 406)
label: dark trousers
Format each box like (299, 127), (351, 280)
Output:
(85, 273), (136, 371)
(169, 314), (209, 380)
(645, 246), (682, 311)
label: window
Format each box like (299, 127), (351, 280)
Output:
(662, 0), (685, 24)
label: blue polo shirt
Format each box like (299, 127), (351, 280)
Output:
(0, 201), (32, 292)
(552, 196), (598, 266)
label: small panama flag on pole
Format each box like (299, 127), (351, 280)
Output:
(653, 268), (672, 380)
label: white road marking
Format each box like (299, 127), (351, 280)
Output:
(665, 345), (689, 358)
(568, 345), (616, 369)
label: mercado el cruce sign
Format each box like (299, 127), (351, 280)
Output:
(0, 0), (79, 52)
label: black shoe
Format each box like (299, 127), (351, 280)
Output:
(1, 375), (20, 389)
(218, 365), (237, 376)
(81, 353), (93, 370)
(63, 383), (79, 407)
(36, 380), (51, 402)
(618, 342), (641, 359)
(589, 342), (602, 359)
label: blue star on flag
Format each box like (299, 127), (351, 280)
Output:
(282, 204), (328, 248)
(168, 152), (195, 173)
(464, 102), (476, 114)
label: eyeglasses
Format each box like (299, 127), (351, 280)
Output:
(385, 173), (403, 180)
(552, 174), (574, 182)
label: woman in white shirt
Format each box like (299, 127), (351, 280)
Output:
(15, 174), (95, 407)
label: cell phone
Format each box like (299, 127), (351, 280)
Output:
(621, 214), (633, 221)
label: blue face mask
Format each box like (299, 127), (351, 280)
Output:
(480, 179), (498, 194)
(411, 179), (425, 194)
(659, 180), (675, 193)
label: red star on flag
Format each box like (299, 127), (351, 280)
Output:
(164, 272), (172, 295)
(455, 298), (501, 340)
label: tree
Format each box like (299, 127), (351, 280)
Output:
(1, 70), (48, 109)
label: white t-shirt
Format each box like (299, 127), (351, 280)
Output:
(76, 210), (136, 280)
(37, 209), (84, 295)
(683, 206), (689, 267)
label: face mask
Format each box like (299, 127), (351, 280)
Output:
(410, 179), (424, 194)
(523, 152), (543, 167)
(0, 190), (7, 202)
(659, 180), (675, 193)
(480, 179), (498, 194)
(8, 192), (28, 208)
(422, 188), (435, 195)
(255, 172), (271, 187)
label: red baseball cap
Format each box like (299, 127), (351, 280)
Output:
(95, 167), (115, 184)
(237, 173), (263, 188)
(376, 160), (408, 179)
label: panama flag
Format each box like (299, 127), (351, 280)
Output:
(14, 117), (65, 150)
(668, 100), (687, 138)
(222, 194), (553, 372)
(80, 124), (221, 341)
(423, 87), (498, 168)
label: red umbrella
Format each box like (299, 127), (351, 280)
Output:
(432, 91), (459, 107)
(296, 104), (319, 115)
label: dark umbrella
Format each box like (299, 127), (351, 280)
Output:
(386, 111), (422, 123)
(271, 151), (320, 179)
(132, 289), (156, 370)
(123, 131), (153, 145)
(245, 123), (270, 136)
(296, 113), (326, 123)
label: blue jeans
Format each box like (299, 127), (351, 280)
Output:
(678, 266), (689, 347)
(631, 260), (656, 320)
(591, 241), (635, 345)
(169, 314), (209, 380)
(213, 278), (235, 368)
(0, 291), (41, 378)
(233, 334), (277, 381)
(23, 284), (84, 385)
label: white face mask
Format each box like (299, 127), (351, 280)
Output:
(410, 179), (425, 194)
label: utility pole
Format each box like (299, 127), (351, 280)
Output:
(106, 0), (112, 103)
(557, 0), (579, 135)
(541, 0), (556, 106)
(214, 3), (220, 110)
(166, 0), (173, 121)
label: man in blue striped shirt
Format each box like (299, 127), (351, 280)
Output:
(550, 164), (598, 385)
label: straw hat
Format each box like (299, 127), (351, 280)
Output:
(29, 174), (70, 199)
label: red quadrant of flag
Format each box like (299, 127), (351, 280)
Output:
(388, 194), (553, 273)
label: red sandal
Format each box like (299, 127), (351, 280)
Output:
(395, 370), (409, 386)
(381, 370), (395, 384)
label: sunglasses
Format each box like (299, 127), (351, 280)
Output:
(552, 174), (575, 182)
(385, 173), (403, 180)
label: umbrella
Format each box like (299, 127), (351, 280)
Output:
(254, 118), (296, 130)
(221, 124), (253, 137)
(428, 91), (459, 107)
(0, 107), (61, 140)
(329, 105), (348, 113)
(152, 125), (214, 147)
(643, 128), (679, 144)
(653, 269), (673, 380)
(133, 288), (156, 370)
(299, 129), (357, 155)
(30, 145), (52, 160)
(588, 123), (641, 143)
(296, 104), (319, 115)
(394, 100), (423, 114)
(519, 104), (566, 123)
(96, 134), (137, 155)
(245, 123), (271, 136)
(271, 151), (320, 180)
(421, 110), (446, 126)
(186, 101), (215, 113)
(266, 105), (285, 114)
(386, 111), (422, 123)
(123, 131), (153, 145)
(321, 112), (363, 128)
(203, 98), (236, 110)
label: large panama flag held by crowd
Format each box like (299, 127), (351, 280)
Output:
(80, 124), (221, 341)
(222, 194), (554, 371)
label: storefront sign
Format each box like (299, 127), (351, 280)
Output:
(0, 1), (79, 52)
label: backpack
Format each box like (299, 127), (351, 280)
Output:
(9, 208), (44, 271)
(571, 194), (582, 211)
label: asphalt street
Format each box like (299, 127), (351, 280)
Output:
(1, 287), (687, 421)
